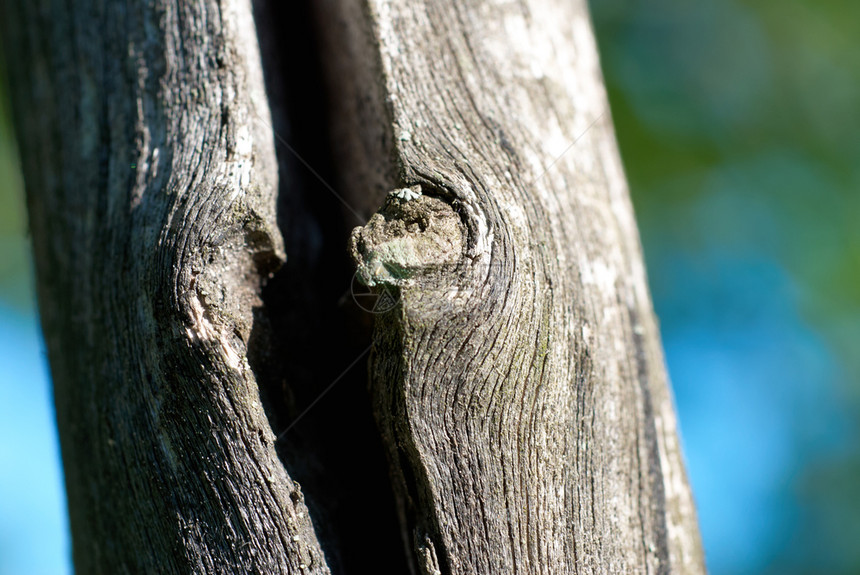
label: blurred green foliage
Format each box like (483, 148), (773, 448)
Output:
(592, 0), (860, 371)
(0, 39), (29, 309)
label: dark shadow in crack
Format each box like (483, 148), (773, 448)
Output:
(246, 1), (409, 573)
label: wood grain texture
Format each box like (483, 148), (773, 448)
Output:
(315, 0), (706, 573)
(2, 0), (330, 572)
(4, 0), (705, 571)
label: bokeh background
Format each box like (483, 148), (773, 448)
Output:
(1, 0), (858, 573)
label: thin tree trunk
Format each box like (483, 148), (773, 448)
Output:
(2, 0), (704, 573)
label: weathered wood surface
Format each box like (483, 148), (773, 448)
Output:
(2, 0), (330, 572)
(3, 0), (704, 571)
(317, 0), (706, 573)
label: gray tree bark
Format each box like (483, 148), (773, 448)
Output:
(2, 0), (330, 572)
(2, 0), (704, 573)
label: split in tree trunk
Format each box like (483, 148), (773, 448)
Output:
(1, 0), (704, 573)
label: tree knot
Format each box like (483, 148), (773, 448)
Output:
(349, 185), (465, 287)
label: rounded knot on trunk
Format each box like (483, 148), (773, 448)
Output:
(350, 185), (465, 287)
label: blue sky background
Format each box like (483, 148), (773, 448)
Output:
(2, 0), (859, 573)
(0, 305), (68, 575)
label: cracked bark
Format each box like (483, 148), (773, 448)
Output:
(2, 0), (704, 572)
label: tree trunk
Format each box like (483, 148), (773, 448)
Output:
(2, 0), (705, 573)
(2, 0), (330, 572)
